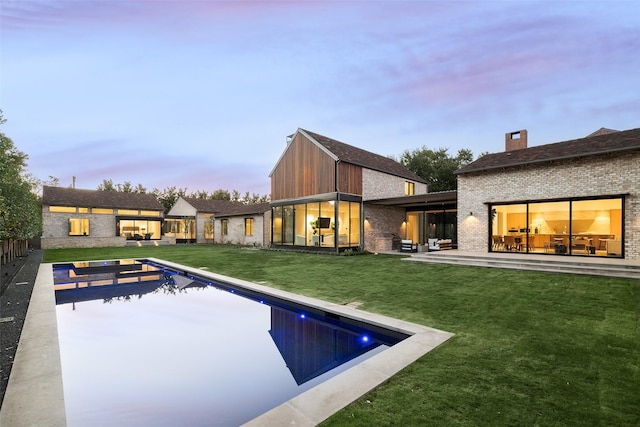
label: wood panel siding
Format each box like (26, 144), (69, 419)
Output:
(271, 133), (338, 200)
(337, 162), (363, 195)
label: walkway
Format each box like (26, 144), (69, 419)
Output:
(394, 249), (640, 280)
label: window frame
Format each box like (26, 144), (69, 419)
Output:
(69, 218), (90, 236)
(244, 218), (254, 236)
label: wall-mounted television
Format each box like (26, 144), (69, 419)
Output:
(318, 217), (331, 228)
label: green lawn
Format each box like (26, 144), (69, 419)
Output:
(44, 246), (640, 426)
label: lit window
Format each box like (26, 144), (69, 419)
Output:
(221, 219), (228, 235)
(404, 181), (415, 195)
(50, 206), (76, 213)
(92, 208), (114, 214)
(78, 207), (89, 213)
(69, 218), (89, 236)
(118, 209), (138, 215)
(140, 210), (160, 217)
(245, 218), (254, 236)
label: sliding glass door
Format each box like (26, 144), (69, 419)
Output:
(490, 197), (623, 257)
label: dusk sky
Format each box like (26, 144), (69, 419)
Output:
(2, 1), (639, 196)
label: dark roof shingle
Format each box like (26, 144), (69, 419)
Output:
(42, 186), (164, 211)
(456, 127), (640, 175)
(301, 129), (427, 183)
(216, 202), (271, 217)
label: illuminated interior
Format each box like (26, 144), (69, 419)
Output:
(271, 199), (361, 250)
(119, 219), (162, 240)
(490, 197), (623, 257)
(162, 218), (195, 241)
(406, 209), (457, 246)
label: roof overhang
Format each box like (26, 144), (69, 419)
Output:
(365, 191), (457, 210)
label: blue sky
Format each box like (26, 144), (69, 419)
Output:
(2, 0), (639, 196)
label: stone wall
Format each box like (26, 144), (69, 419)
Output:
(41, 236), (126, 249)
(215, 214), (268, 247)
(195, 213), (214, 243)
(362, 169), (427, 200)
(41, 211), (122, 249)
(457, 151), (640, 259)
(362, 204), (406, 253)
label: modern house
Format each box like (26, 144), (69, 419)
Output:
(41, 186), (167, 249)
(269, 128), (429, 253)
(456, 127), (640, 260)
(214, 202), (271, 247)
(165, 197), (242, 244)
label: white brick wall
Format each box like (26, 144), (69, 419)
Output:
(362, 205), (405, 252)
(41, 211), (124, 249)
(215, 214), (268, 247)
(457, 151), (640, 259)
(362, 169), (427, 200)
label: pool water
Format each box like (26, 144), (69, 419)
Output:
(53, 260), (405, 426)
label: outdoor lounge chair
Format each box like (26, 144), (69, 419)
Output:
(428, 238), (440, 251)
(399, 239), (418, 253)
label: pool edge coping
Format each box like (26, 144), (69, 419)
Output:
(0, 263), (66, 427)
(152, 258), (455, 426)
(0, 258), (454, 427)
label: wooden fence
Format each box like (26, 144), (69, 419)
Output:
(1, 239), (30, 266)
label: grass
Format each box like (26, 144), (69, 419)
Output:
(44, 245), (640, 426)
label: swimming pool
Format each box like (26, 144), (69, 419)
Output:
(0, 258), (452, 426)
(53, 259), (406, 426)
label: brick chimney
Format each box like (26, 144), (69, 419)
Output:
(505, 130), (527, 151)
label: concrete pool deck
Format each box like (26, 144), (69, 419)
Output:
(0, 258), (454, 426)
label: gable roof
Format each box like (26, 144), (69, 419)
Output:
(216, 202), (271, 218)
(456, 127), (640, 175)
(182, 197), (243, 213)
(42, 186), (164, 211)
(302, 129), (427, 183)
(274, 129), (426, 183)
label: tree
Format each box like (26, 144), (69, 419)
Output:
(398, 147), (474, 192)
(97, 179), (116, 191)
(97, 179), (146, 193)
(151, 186), (188, 214)
(0, 110), (42, 243)
(211, 189), (231, 200)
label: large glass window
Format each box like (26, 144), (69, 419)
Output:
(120, 219), (161, 240)
(162, 218), (194, 240)
(294, 204), (307, 245)
(272, 197), (361, 250)
(337, 200), (360, 247)
(490, 197), (623, 257)
(283, 206), (294, 245)
(272, 207), (282, 244)
(348, 202), (360, 246)
(406, 209), (457, 246)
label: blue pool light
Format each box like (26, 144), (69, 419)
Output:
(298, 313), (306, 320)
(360, 335), (370, 344)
